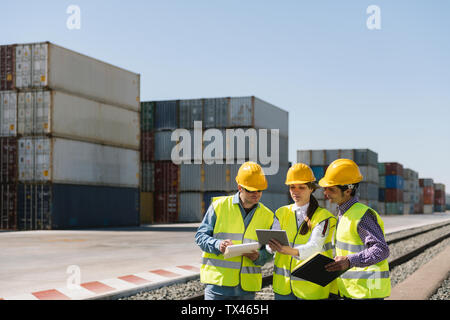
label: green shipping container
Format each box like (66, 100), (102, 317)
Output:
(141, 101), (154, 132)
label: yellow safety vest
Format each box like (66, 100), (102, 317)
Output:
(273, 204), (337, 299)
(200, 195), (274, 292)
(335, 202), (391, 299)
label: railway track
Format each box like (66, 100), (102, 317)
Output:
(183, 222), (450, 300)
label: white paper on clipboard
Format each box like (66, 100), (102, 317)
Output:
(223, 243), (261, 259)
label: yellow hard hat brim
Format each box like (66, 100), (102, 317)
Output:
(318, 178), (335, 188)
(285, 180), (315, 185)
(319, 177), (363, 187)
(239, 183), (267, 191)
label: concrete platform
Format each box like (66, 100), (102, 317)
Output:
(0, 212), (449, 300)
(387, 246), (450, 300)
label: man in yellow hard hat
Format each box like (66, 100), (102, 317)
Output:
(195, 161), (275, 300)
(319, 159), (391, 300)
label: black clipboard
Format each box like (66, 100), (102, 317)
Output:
(291, 252), (346, 287)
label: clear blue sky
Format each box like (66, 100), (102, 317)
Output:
(2, 0), (449, 189)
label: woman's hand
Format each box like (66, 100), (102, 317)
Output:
(268, 239), (299, 256)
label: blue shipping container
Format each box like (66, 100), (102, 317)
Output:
(385, 175), (404, 189)
(311, 166), (325, 181)
(378, 188), (385, 202)
(203, 191), (234, 213)
(154, 100), (178, 130)
(18, 183), (139, 229)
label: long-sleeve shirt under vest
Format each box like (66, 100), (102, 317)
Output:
(195, 192), (274, 296)
(337, 196), (390, 268)
(266, 202), (332, 260)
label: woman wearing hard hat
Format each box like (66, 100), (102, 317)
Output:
(321, 159), (391, 300)
(267, 163), (337, 300)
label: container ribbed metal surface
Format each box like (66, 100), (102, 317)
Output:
(14, 42), (140, 111)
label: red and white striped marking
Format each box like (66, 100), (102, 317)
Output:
(0, 264), (201, 300)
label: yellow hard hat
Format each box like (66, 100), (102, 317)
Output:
(285, 163), (316, 185)
(235, 161), (268, 191)
(318, 159), (363, 187)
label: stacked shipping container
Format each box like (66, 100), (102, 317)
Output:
(402, 168), (420, 214)
(0, 42), (140, 230)
(419, 179), (434, 214)
(378, 162), (404, 215)
(433, 183), (445, 212)
(297, 148), (379, 214)
(140, 96), (290, 223)
(140, 101), (154, 224)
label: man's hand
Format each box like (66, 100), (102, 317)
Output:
(242, 250), (259, 261)
(219, 239), (233, 253)
(325, 256), (350, 272)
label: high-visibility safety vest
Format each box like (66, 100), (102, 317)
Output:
(200, 195), (275, 292)
(335, 202), (391, 299)
(273, 204), (337, 299)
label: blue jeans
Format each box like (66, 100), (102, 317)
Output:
(274, 292), (301, 300)
(204, 290), (255, 300)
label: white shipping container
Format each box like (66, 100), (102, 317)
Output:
(178, 192), (204, 222)
(253, 97), (289, 138)
(18, 137), (139, 187)
(17, 90), (139, 149)
(179, 164), (204, 191)
(297, 150), (311, 165)
(339, 149), (354, 160)
(204, 163), (232, 191)
(18, 138), (34, 180)
(359, 166), (379, 184)
(15, 42), (140, 111)
(311, 150), (326, 166)
(423, 204), (433, 214)
(0, 91), (17, 136)
(229, 97), (289, 138)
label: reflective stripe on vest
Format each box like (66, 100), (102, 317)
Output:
(272, 205), (337, 299)
(200, 195), (274, 291)
(335, 202), (391, 299)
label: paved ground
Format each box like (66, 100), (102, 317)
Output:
(1, 212), (449, 298)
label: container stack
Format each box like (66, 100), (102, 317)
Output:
(141, 96), (289, 223)
(0, 42), (140, 230)
(297, 148), (379, 213)
(433, 183), (446, 212)
(419, 179), (434, 214)
(140, 101), (155, 224)
(378, 162), (404, 215)
(446, 194), (450, 211)
(403, 168), (420, 214)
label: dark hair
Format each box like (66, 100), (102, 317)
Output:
(337, 183), (359, 197)
(299, 183), (319, 235)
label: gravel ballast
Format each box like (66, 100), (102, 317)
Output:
(120, 224), (450, 300)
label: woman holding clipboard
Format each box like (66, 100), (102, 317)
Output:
(267, 163), (337, 300)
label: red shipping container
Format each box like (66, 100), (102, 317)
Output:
(434, 190), (445, 200)
(0, 45), (15, 90)
(154, 192), (178, 223)
(385, 189), (403, 202)
(384, 162), (403, 176)
(1, 137), (18, 184)
(0, 183), (18, 230)
(141, 131), (154, 162)
(154, 161), (179, 193)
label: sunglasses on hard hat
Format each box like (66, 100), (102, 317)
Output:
(242, 187), (262, 194)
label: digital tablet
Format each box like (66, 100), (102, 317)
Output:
(256, 229), (289, 246)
